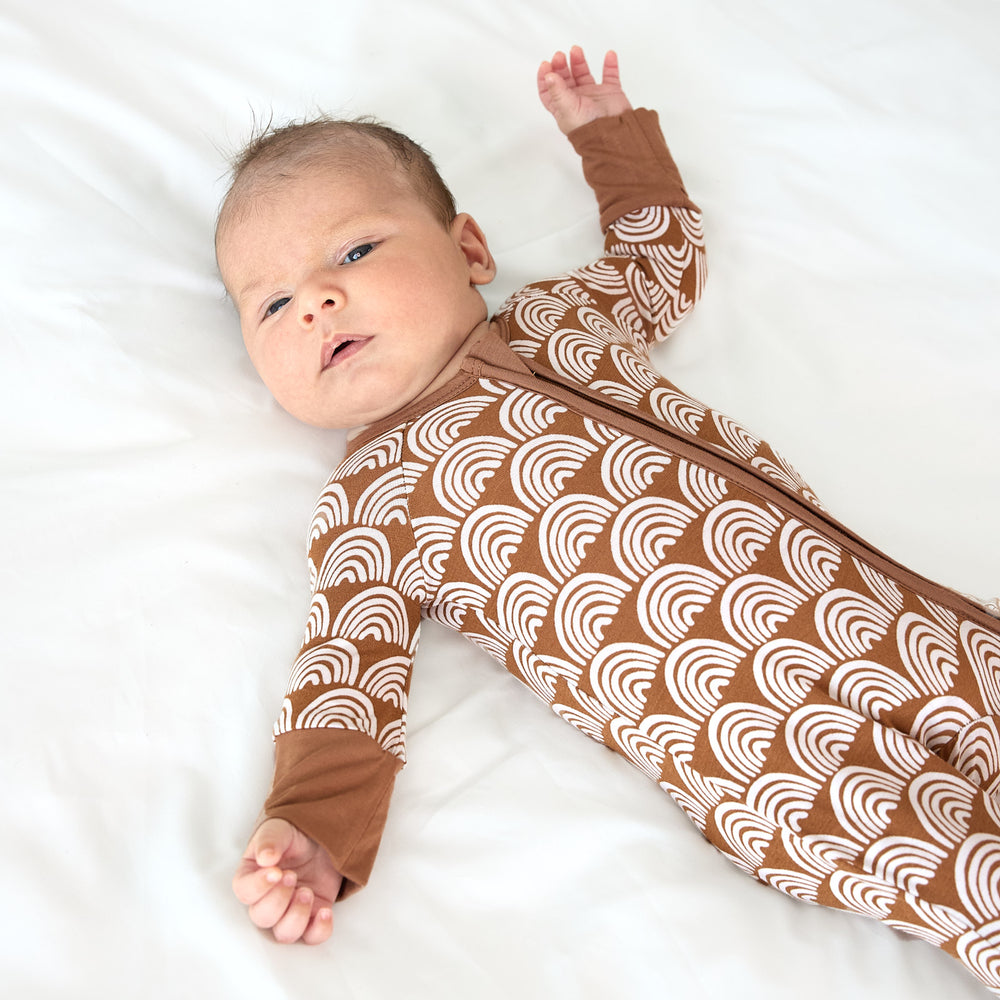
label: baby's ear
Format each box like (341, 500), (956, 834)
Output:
(452, 213), (496, 286)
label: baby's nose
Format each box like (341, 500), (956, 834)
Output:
(300, 297), (337, 325)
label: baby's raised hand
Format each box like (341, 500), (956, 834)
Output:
(232, 816), (343, 944)
(537, 46), (633, 134)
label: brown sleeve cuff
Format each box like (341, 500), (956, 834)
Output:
(567, 108), (698, 230)
(264, 727), (402, 899)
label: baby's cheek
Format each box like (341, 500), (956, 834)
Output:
(260, 343), (300, 387)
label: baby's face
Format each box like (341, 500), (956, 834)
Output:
(217, 160), (494, 429)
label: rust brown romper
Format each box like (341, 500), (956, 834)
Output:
(264, 109), (1000, 994)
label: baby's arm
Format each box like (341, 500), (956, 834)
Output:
(527, 47), (704, 349)
(233, 439), (419, 942)
(232, 816), (342, 944)
(537, 47), (633, 134)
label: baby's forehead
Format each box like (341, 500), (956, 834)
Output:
(219, 148), (409, 240)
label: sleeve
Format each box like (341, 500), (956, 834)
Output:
(567, 108), (707, 345)
(263, 440), (425, 897)
(567, 107), (698, 228)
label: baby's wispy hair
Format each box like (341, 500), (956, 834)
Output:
(216, 113), (457, 246)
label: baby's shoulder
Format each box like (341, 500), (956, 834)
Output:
(496, 262), (650, 372)
(305, 425), (417, 558)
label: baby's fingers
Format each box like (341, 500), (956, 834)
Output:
(600, 49), (622, 88)
(271, 887), (332, 945)
(301, 903), (334, 946)
(246, 875), (299, 933)
(232, 860), (295, 906)
(548, 49), (571, 80)
(567, 45), (596, 86)
(537, 59), (556, 106)
(247, 816), (296, 868)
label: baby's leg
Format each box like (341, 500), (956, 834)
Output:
(696, 710), (1000, 995)
(653, 589), (1000, 993)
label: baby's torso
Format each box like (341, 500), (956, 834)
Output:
(304, 258), (989, 807)
(317, 294), (845, 772)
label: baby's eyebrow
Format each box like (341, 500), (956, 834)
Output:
(234, 277), (267, 305)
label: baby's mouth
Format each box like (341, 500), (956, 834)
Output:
(323, 337), (372, 369)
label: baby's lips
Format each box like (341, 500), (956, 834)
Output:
(322, 336), (372, 370)
(320, 335), (354, 370)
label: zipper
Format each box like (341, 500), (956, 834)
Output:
(475, 356), (1000, 632)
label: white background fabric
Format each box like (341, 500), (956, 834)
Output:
(2, 0), (998, 996)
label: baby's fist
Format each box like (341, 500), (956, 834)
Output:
(233, 817), (342, 944)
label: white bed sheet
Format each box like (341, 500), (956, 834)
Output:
(3, 0), (999, 996)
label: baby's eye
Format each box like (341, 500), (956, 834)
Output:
(343, 243), (374, 264)
(265, 296), (290, 318)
